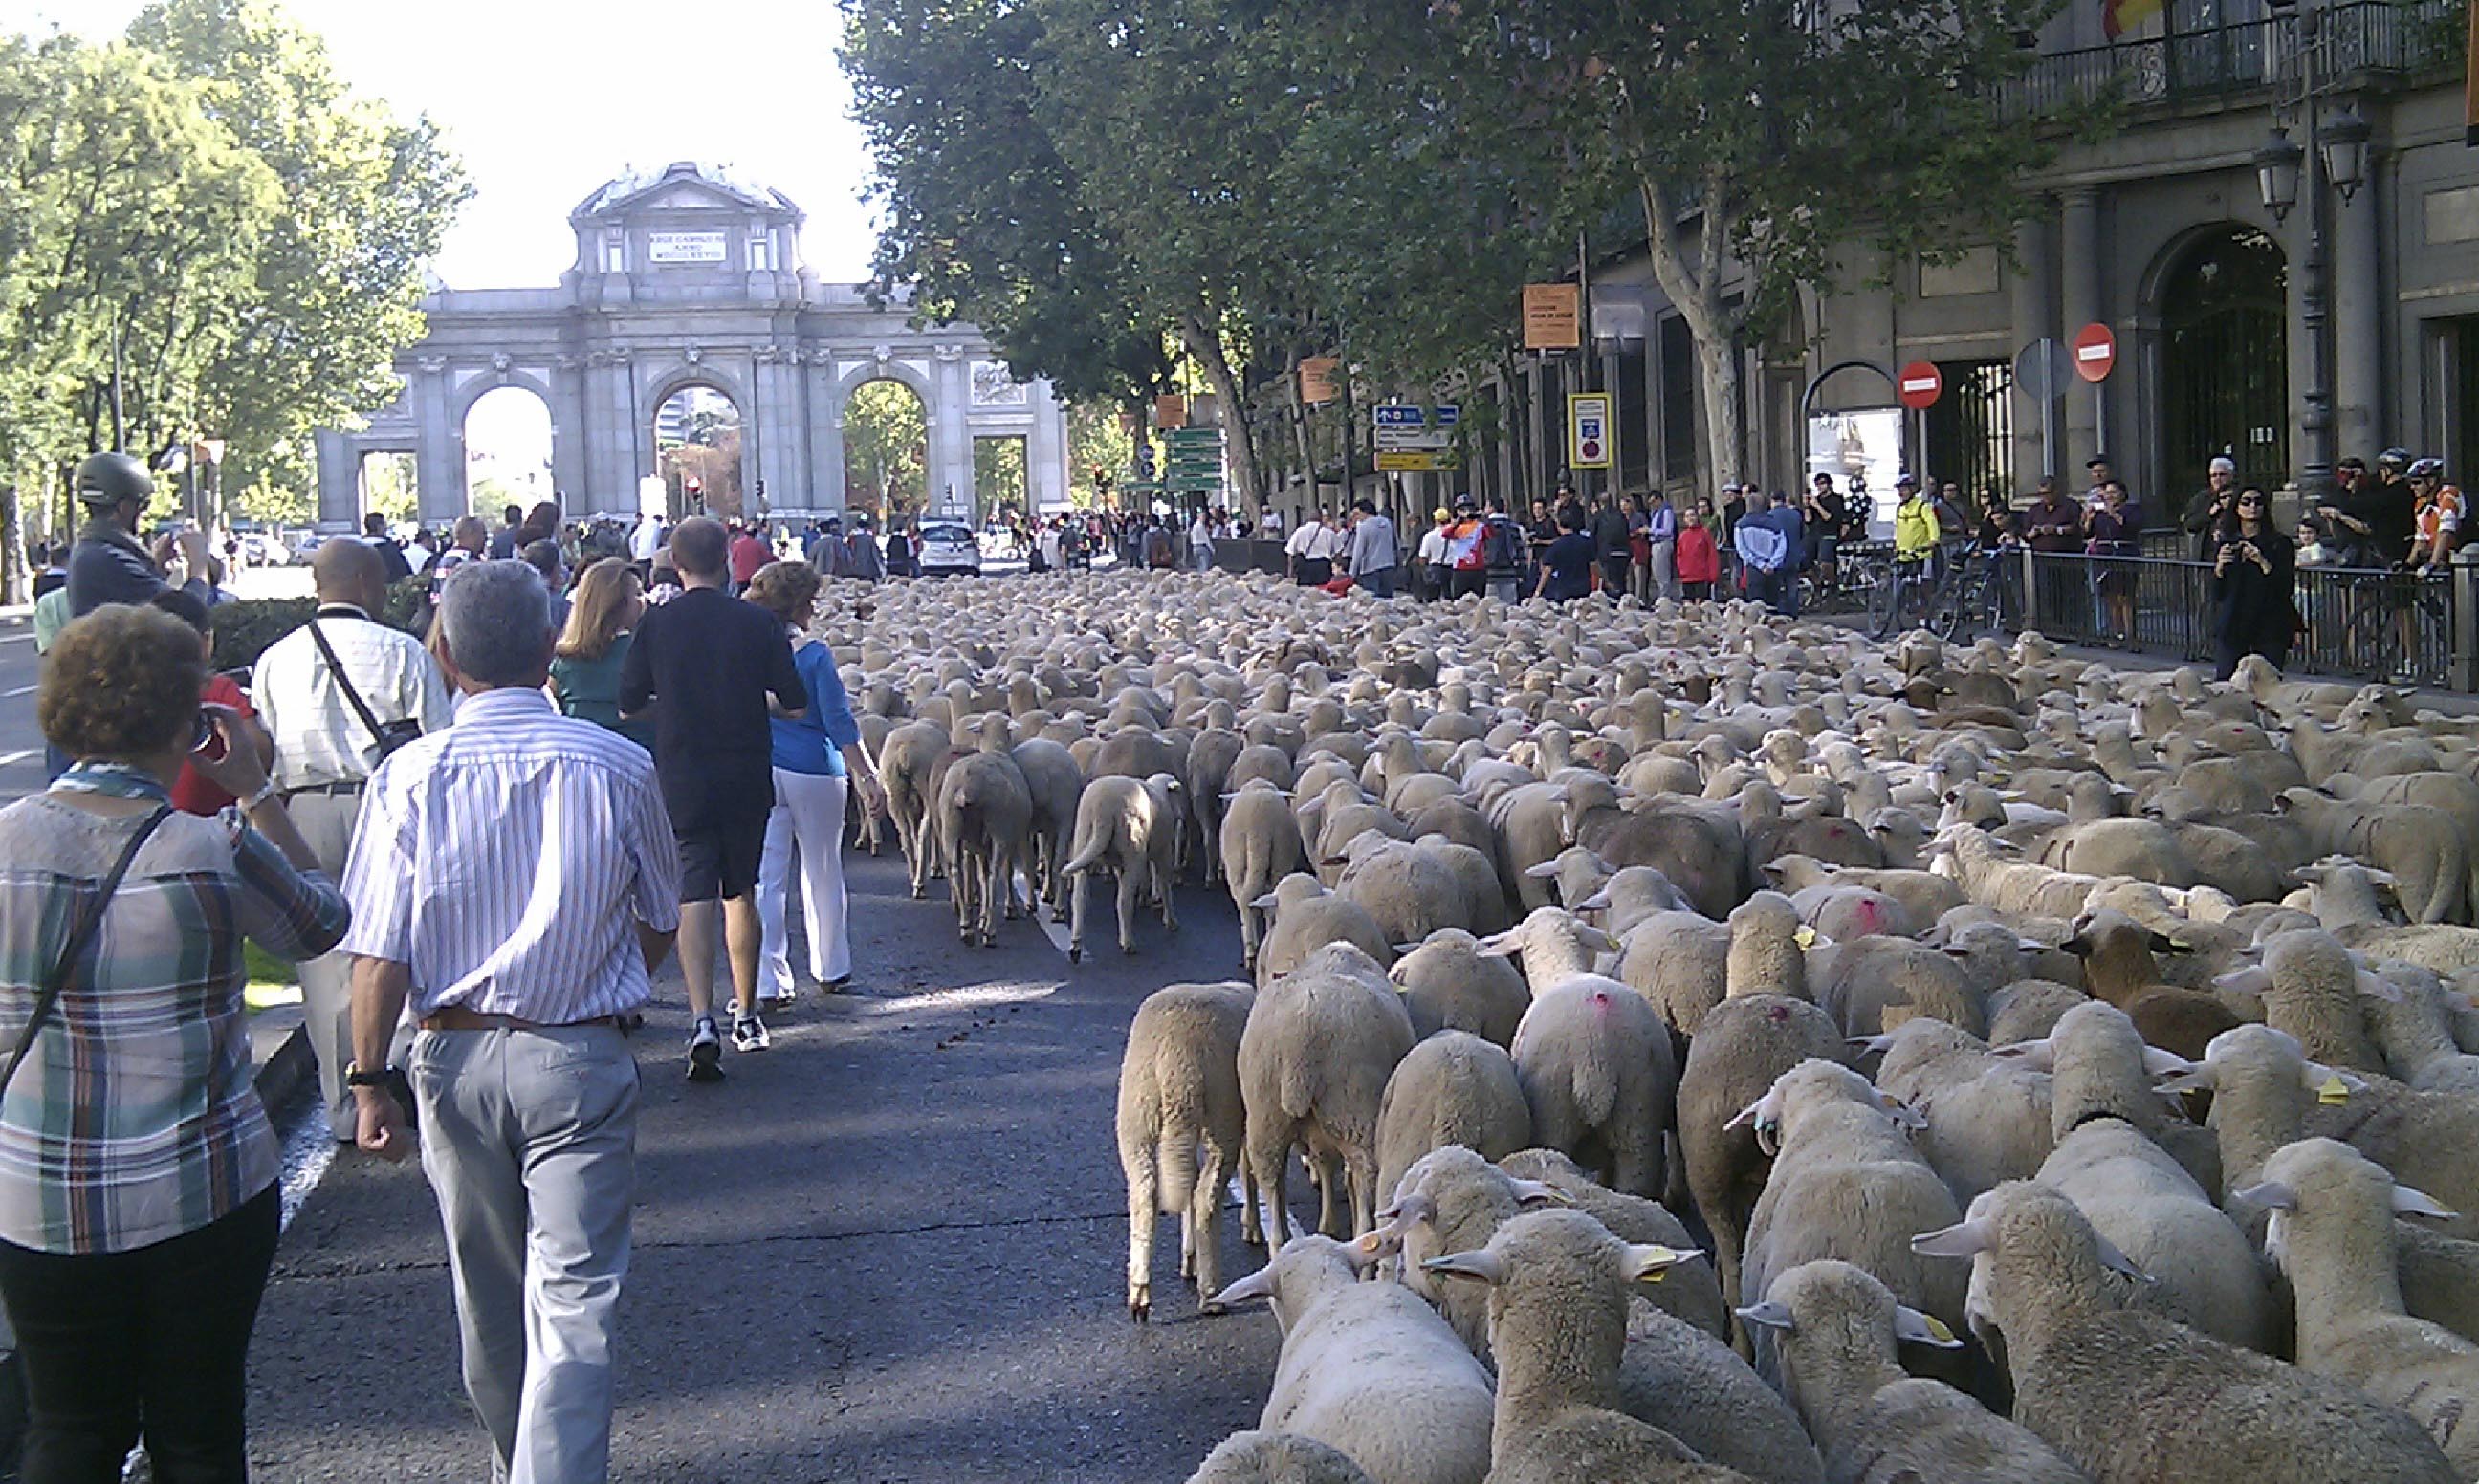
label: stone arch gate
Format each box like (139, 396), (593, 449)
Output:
(314, 161), (1067, 528)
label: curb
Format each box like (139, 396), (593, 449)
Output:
(251, 1010), (313, 1109)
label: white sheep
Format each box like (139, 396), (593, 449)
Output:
(1254, 873), (1396, 988)
(1738, 1258), (2086, 1484)
(1208, 1234), (1494, 1484)
(2277, 787), (2470, 925)
(1676, 988), (1851, 1310)
(1223, 780), (1307, 971)
(1372, 1033), (1533, 1212)
(1064, 771), (1185, 960)
(1385, 929), (1529, 1048)
(1910, 1180), (2459, 1484)
(1496, 1147), (1727, 1341)
(1866, 1017), (2053, 1206)
(1810, 935), (1987, 1039)
(1119, 979), (1256, 1320)
(1183, 1431), (1376, 1484)
(1239, 943), (1418, 1244)
(1493, 911), (1676, 1199)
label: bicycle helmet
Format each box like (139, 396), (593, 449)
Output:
(2407, 458), (2446, 480)
(74, 450), (153, 508)
(2378, 447), (2412, 469)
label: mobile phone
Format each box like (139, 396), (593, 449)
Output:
(191, 709), (229, 761)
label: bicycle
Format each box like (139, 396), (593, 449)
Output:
(1930, 543), (2013, 644)
(1869, 549), (1944, 638)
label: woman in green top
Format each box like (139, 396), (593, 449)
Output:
(549, 558), (655, 751)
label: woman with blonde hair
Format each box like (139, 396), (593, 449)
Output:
(743, 560), (886, 1002)
(548, 558), (654, 751)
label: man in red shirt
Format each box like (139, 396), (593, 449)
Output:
(727, 522), (773, 590)
(150, 589), (273, 814)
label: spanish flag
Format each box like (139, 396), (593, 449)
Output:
(2104, 0), (2164, 40)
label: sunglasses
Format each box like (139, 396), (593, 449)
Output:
(2236, 495), (2265, 505)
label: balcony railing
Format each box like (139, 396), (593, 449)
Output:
(1996, 0), (2465, 119)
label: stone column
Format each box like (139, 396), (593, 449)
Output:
(550, 357), (589, 513)
(315, 428), (360, 527)
(934, 347), (973, 520)
(411, 360), (460, 527)
(1028, 382), (1066, 512)
(807, 356), (845, 518)
(2059, 187), (2103, 479)
(2331, 150), (2384, 460)
(754, 348), (806, 514)
(2009, 205), (2059, 486)
(588, 354), (640, 515)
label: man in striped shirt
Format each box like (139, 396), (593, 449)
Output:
(341, 561), (680, 1484)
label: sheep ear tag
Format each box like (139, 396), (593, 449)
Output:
(1793, 926), (1819, 949)
(2318, 1074), (2352, 1106)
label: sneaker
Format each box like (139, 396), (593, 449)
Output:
(733, 1013), (771, 1053)
(687, 1017), (724, 1083)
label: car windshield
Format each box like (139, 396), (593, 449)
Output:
(922, 524), (970, 544)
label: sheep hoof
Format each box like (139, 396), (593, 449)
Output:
(1050, 906), (1068, 923)
(1199, 1298), (1226, 1317)
(1129, 1293), (1150, 1323)
(1068, 946), (1084, 963)
(1122, 942), (1138, 955)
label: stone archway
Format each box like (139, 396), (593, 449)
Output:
(2145, 224), (2291, 497)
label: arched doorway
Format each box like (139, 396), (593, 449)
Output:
(845, 380), (929, 524)
(653, 385), (744, 518)
(462, 385), (554, 523)
(2160, 226), (2290, 497)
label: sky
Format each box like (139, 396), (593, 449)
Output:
(21, 0), (883, 289)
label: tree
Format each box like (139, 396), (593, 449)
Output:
(1067, 402), (1132, 509)
(1423, 0), (2062, 489)
(842, 380), (926, 518)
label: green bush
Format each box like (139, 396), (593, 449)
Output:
(207, 578), (430, 675)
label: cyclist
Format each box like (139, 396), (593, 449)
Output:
(1889, 473), (1942, 622)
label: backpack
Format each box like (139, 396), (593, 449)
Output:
(1481, 516), (1526, 573)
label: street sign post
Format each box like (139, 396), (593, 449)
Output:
(2073, 323), (2118, 382)
(1524, 285), (1581, 350)
(1568, 392), (1612, 470)
(2013, 338), (2073, 478)
(1373, 404), (1459, 474)
(1897, 361), (1944, 410)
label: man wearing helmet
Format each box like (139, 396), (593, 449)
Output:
(64, 451), (211, 618)
(2409, 458), (2464, 575)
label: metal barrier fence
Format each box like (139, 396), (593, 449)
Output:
(2020, 550), (2467, 688)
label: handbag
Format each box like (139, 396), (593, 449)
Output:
(0, 805), (174, 1094)
(307, 620), (423, 761)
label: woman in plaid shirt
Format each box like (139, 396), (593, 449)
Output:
(0, 603), (348, 1483)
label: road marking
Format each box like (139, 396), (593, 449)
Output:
(1018, 870), (1076, 958)
(0, 749), (38, 768)
(3, 683), (34, 697)
(0, 634), (30, 644)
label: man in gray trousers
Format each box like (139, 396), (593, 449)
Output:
(342, 561), (681, 1484)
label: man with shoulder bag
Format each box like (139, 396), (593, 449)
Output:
(252, 539), (451, 1143)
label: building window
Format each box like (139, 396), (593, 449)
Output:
(747, 234), (776, 272)
(1617, 343), (1650, 490)
(1659, 315), (1696, 482)
(603, 229), (625, 273)
(1924, 360), (2017, 516)
(2162, 225), (2290, 499)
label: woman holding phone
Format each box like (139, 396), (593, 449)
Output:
(2209, 484), (2297, 679)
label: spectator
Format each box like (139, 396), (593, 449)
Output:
(1441, 497), (1487, 600)
(403, 527), (436, 576)
(516, 500), (560, 551)
(253, 537), (451, 1141)
(2086, 478), (2139, 644)
(486, 502), (525, 560)
(1284, 509), (1332, 586)
(744, 562), (887, 1004)
(1188, 509), (1217, 572)
(340, 561), (678, 1484)
(2181, 456), (2238, 561)
(884, 523), (915, 578)
(2407, 458), (2462, 575)
(1481, 497), (1526, 603)
(32, 542), (67, 600)
(2022, 476), (2083, 554)
(1144, 518), (1176, 570)
(150, 588), (274, 817)
(1733, 491), (1797, 614)
(1414, 507), (1451, 600)
(520, 538), (571, 635)
(1640, 488), (1679, 601)
(66, 452), (208, 619)
(2368, 447), (2419, 562)
(728, 522), (772, 589)
(430, 515), (488, 598)
(1805, 474), (1846, 594)
(845, 518), (887, 581)
(2296, 519), (2334, 567)
(551, 558), (656, 753)
(1591, 494), (1631, 598)
(2208, 485), (2296, 678)
(619, 518), (807, 1077)
(1534, 505), (1594, 603)
(1678, 498), (1721, 600)
(362, 512), (413, 584)
(630, 510), (667, 563)
(1893, 474), (1942, 567)
(0, 604), (345, 1483)
(1931, 481), (1970, 543)
(1346, 500), (1398, 598)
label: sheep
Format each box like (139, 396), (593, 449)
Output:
(2061, 907), (2242, 1061)
(1239, 943), (1418, 1245)
(933, 715), (1035, 947)
(1255, 874), (1395, 987)
(1064, 771), (1185, 961)
(1985, 978), (2089, 1046)
(2238, 1138), (2479, 1473)
(871, 717), (954, 897)
(2039, 817), (2200, 889)
(1737, 1258), (2087, 1484)
(1385, 929), (1529, 1048)
(2014, 998), (2222, 1201)
(2250, 927), (2388, 1073)
(1763, 853), (1968, 928)
(1614, 910), (1733, 1037)
(1496, 1147), (1727, 1341)
(1011, 734), (1085, 919)
(1810, 935), (1987, 1039)
(1420, 1210), (1770, 1484)
(1734, 1060), (1968, 1372)
(1375, 1144), (1586, 1352)
(1372, 1033), (1533, 1211)
(1223, 780), (1308, 971)
(1490, 910), (1676, 1198)
(1331, 833), (1476, 945)
(1207, 1234), (1494, 1484)
(1678, 990), (1851, 1313)
(1866, 1018), (2054, 1206)
(2361, 961), (2479, 1093)
(1119, 980), (1256, 1321)
(1184, 1432), (1376, 1484)
(2297, 858), (2479, 974)
(1910, 1180), (2460, 1484)
(2277, 787), (2470, 924)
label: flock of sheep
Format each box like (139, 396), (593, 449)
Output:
(818, 566), (2479, 1484)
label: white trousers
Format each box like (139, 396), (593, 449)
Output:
(758, 767), (852, 994)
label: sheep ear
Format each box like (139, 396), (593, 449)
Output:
(2299, 1062), (2366, 1103)
(1506, 1178), (1569, 1210)
(1892, 1304), (1964, 1349)
(1251, 893), (1281, 911)
(2394, 1184), (2460, 1221)
(2293, 863), (2328, 884)
(2154, 1065), (2217, 1096)
(1524, 861), (1564, 879)
(1575, 887), (1612, 912)
(1421, 1250), (1506, 1286)
(1876, 1093), (1929, 1131)
(1723, 1095), (1768, 1132)
(2060, 936), (2094, 958)
(2016, 936), (2052, 954)
(2139, 1046), (2191, 1078)
(1577, 923), (1619, 953)
(1911, 1218), (1993, 1259)
(1734, 1299), (1795, 1334)
(1992, 1038), (2057, 1072)
(2231, 1180), (2298, 1212)
(2214, 966), (2271, 997)
(2092, 1234), (2153, 1283)
(1207, 1265), (1279, 1309)
(2149, 932), (2191, 955)
(2356, 969), (2406, 1004)
(1392, 943), (1424, 958)
(1352, 1224), (1405, 1260)
(1624, 1243), (1700, 1284)
(1475, 934), (1523, 959)
(1848, 1033), (1898, 1056)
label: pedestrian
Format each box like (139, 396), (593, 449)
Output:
(1534, 506), (1595, 603)
(0, 604), (346, 1484)
(1806, 474), (1846, 594)
(1678, 498), (1720, 600)
(1591, 493), (1632, 598)
(2407, 458), (2464, 574)
(619, 517), (808, 1077)
(1892, 473), (1942, 609)
(362, 512), (413, 584)
(252, 538), (451, 1143)
(151, 588), (275, 818)
(550, 558), (657, 753)
(486, 502), (525, 560)
(520, 537), (571, 635)
(1415, 506), (1451, 600)
(845, 518), (887, 580)
(1188, 508), (1216, 572)
(1144, 518), (1177, 570)
(1642, 488), (1679, 600)
(1284, 509), (1332, 586)
(728, 522), (772, 590)
(340, 561), (680, 1484)
(2209, 485), (2297, 678)
(1441, 497), (1487, 600)
(630, 509), (667, 564)
(2086, 478), (2139, 644)
(744, 562), (888, 1004)
(884, 522), (916, 578)
(65, 452), (210, 619)
(1732, 493), (1793, 612)
(2181, 456), (2238, 562)
(1346, 499), (1399, 597)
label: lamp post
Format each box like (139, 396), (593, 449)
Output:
(2253, 0), (2370, 506)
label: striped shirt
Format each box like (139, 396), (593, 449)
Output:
(0, 793), (350, 1254)
(254, 606), (452, 792)
(340, 688), (682, 1023)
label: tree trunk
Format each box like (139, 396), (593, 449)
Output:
(1180, 316), (1261, 512)
(1635, 173), (1749, 500)
(0, 485), (23, 606)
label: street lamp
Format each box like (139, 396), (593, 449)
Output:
(2254, 127), (2302, 222)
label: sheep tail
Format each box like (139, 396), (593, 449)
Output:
(1156, 1121), (1200, 1214)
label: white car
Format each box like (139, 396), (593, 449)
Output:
(917, 521), (982, 577)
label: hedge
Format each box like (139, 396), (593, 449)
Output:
(208, 576), (431, 675)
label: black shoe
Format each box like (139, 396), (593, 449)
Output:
(688, 1017), (725, 1083)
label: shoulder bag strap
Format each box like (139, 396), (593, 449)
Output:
(1, 805), (175, 1093)
(306, 619), (392, 754)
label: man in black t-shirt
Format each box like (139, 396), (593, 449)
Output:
(620, 516), (806, 1080)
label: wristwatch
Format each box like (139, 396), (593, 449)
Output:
(342, 1062), (395, 1090)
(239, 777), (278, 811)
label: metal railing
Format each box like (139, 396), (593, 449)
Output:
(1997, 0), (2464, 118)
(2019, 550), (2464, 687)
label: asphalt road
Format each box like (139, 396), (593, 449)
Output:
(0, 615), (47, 801)
(243, 850), (1283, 1483)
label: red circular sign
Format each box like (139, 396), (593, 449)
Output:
(2073, 322), (2117, 383)
(1897, 361), (1944, 410)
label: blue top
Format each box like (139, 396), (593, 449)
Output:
(769, 636), (859, 776)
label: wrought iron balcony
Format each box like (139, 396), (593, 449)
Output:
(1996, 0), (2465, 119)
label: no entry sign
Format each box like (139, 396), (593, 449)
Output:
(2073, 322), (2118, 382)
(1898, 361), (1944, 410)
